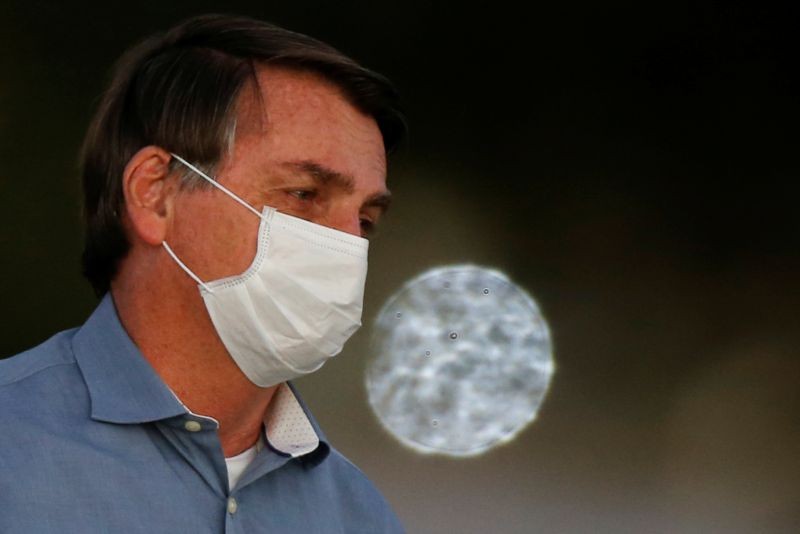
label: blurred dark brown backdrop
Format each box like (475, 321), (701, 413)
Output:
(1, 2), (798, 532)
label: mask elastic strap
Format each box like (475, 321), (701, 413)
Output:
(162, 241), (213, 293)
(169, 153), (262, 218)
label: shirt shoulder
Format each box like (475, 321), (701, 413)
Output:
(0, 328), (85, 420)
(313, 446), (406, 533)
(0, 329), (79, 387)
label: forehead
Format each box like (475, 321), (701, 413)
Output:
(230, 65), (387, 181)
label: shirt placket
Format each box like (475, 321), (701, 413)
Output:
(155, 415), (229, 500)
(223, 445), (295, 533)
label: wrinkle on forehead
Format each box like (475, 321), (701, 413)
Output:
(234, 66), (341, 135)
(255, 65), (383, 142)
(222, 65), (387, 182)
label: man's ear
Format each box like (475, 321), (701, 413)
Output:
(122, 146), (176, 246)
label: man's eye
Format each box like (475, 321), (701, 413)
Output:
(360, 218), (375, 236)
(288, 190), (316, 201)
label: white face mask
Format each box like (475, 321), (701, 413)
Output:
(162, 154), (368, 388)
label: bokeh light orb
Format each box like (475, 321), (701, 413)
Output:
(366, 265), (554, 457)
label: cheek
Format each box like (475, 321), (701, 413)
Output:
(171, 195), (260, 280)
(209, 214), (259, 277)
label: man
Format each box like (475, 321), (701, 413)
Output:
(0, 14), (406, 533)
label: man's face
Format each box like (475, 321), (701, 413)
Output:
(166, 65), (389, 283)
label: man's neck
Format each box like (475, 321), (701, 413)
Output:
(110, 280), (277, 457)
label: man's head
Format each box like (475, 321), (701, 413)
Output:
(81, 14), (405, 296)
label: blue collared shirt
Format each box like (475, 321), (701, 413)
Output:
(0, 295), (404, 533)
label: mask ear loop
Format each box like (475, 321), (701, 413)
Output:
(162, 241), (212, 293)
(163, 153), (266, 293)
(169, 153), (262, 218)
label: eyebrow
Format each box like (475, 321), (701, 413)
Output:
(281, 159), (392, 214)
(283, 160), (355, 192)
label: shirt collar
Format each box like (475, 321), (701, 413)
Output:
(71, 293), (329, 463)
(72, 294), (186, 424)
(265, 382), (329, 463)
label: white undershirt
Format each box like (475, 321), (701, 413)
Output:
(225, 432), (264, 490)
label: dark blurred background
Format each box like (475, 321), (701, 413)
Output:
(1, 1), (798, 532)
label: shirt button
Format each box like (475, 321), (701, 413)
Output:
(184, 420), (202, 432)
(227, 497), (238, 515)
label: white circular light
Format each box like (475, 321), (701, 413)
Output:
(366, 265), (554, 457)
